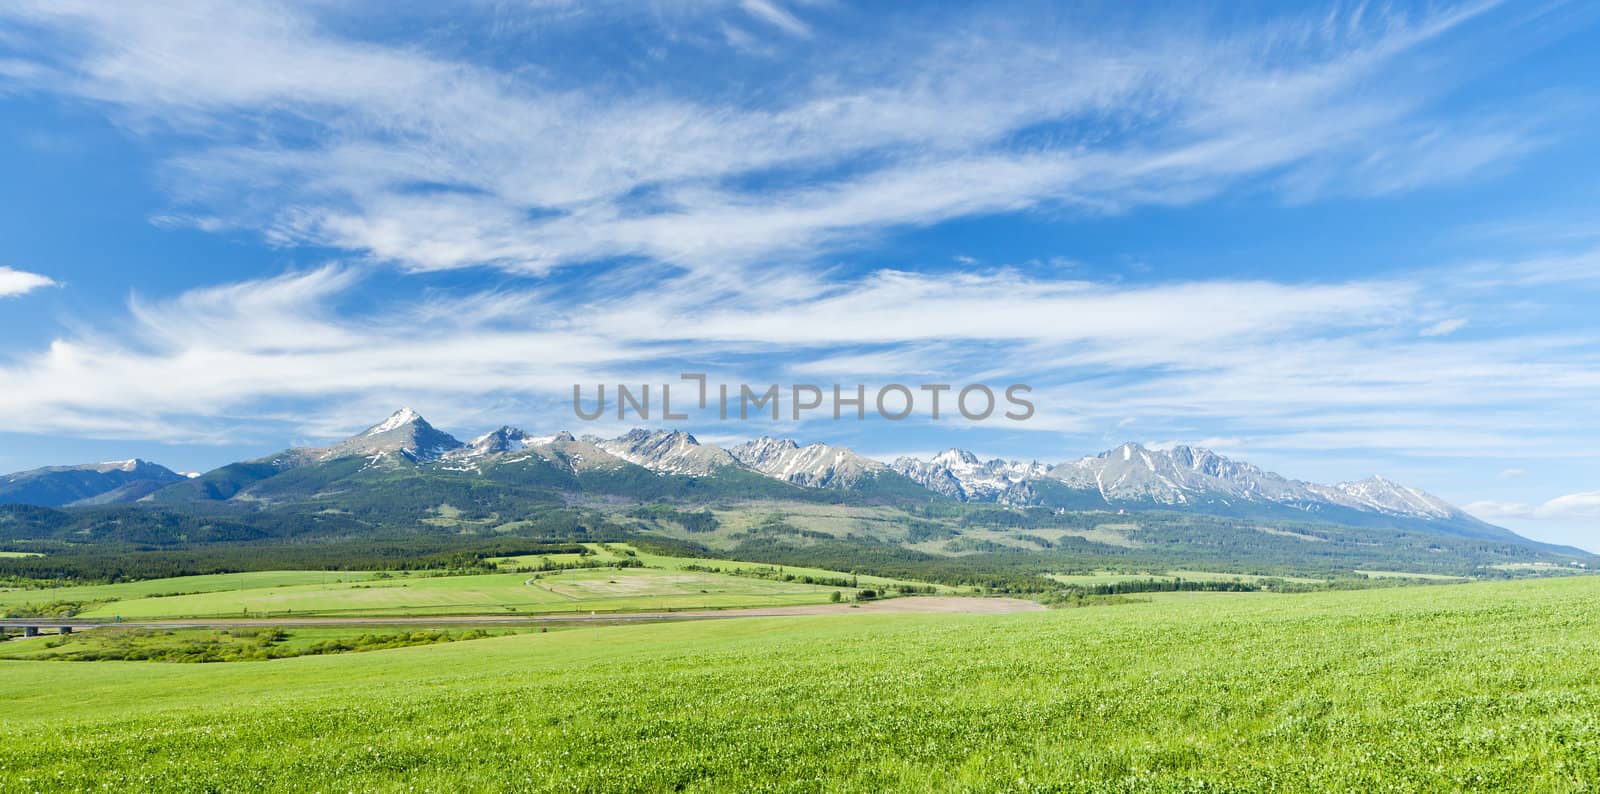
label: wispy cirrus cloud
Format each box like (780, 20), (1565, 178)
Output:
(0, 0), (1556, 279)
(0, 265), (1369, 436)
(0, 258), (1596, 469)
(1459, 244), (1600, 288)
(739, 0), (812, 38)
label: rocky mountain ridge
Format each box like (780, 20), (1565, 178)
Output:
(0, 410), (1505, 539)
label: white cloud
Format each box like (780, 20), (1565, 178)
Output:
(611, 270), (1411, 347)
(1419, 318), (1468, 337)
(0, 266), (1390, 436)
(0, 0), (1593, 472)
(1535, 492), (1600, 521)
(0, 267), (645, 439)
(2, 257), (1599, 462)
(0, 266), (56, 298)
(1469, 492), (1600, 522)
(1464, 500), (1534, 519)
(0, 1), (1551, 277)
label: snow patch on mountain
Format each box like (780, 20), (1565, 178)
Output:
(887, 440), (1472, 525)
(893, 448), (1050, 502)
(1308, 476), (1460, 519)
(597, 429), (737, 475)
(320, 408), (464, 463)
(459, 426), (535, 457)
(1049, 442), (1310, 506)
(30, 406), (1479, 532)
(730, 436), (887, 488)
(367, 407), (421, 435)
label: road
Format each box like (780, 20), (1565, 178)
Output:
(0, 596), (1044, 630)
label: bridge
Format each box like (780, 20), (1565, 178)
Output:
(0, 622), (78, 638)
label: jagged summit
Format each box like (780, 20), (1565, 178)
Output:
(884, 440), (1483, 532)
(462, 426), (536, 457)
(932, 448), (981, 468)
(598, 429), (738, 475)
(730, 436), (886, 488)
(738, 436), (801, 455)
(894, 448), (1048, 502)
(1313, 475), (1461, 520)
(1048, 441), (1306, 505)
(364, 407), (422, 435)
(320, 408), (464, 462)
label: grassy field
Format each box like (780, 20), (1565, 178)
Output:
(1047, 571), (1180, 586)
(1165, 568), (1327, 584)
(629, 503), (1151, 555)
(1355, 569), (1472, 581)
(0, 570), (389, 609)
(4, 565), (858, 620)
(490, 551), (590, 567)
(594, 543), (961, 592)
(4, 575), (1600, 790)
(1047, 569), (1328, 586)
(0, 625), (555, 662)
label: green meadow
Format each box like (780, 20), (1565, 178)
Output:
(3, 565), (856, 620)
(1355, 569), (1473, 581)
(588, 542), (959, 592)
(4, 576), (1600, 791)
(0, 624), (554, 662)
(0, 570), (389, 611)
(1046, 569), (1327, 587)
(1, 543), (935, 621)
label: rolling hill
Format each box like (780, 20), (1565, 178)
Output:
(0, 459), (185, 507)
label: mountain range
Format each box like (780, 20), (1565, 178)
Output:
(0, 408), (1521, 543)
(892, 442), (1504, 536)
(0, 459), (187, 507)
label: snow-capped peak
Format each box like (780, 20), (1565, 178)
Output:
(1318, 475), (1460, 519)
(367, 407), (422, 435)
(931, 448), (982, 470)
(893, 448), (1050, 503)
(321, 409), (463, 462)
(738, 436), (801, 456)
(1052, 443), (1307, 506)
(462, 426), (535, 456)
(597, 429), (737, 475)
(730, 436), (885, 488)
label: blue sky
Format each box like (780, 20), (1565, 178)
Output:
(1, 1), (1599, 548)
